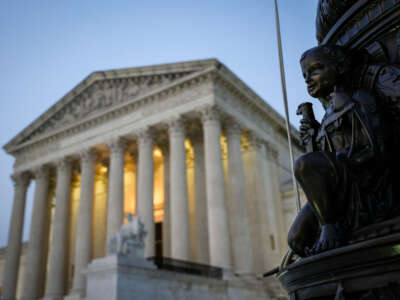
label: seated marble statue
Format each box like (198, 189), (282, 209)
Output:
(288, 45), (396, 257)
(108, 213), (147, 257)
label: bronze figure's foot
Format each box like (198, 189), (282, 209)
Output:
(305, 224), (345, 256)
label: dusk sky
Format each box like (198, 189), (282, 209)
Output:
(0, 0), (320, 247)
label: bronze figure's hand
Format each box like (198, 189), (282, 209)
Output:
(297, 102), (318, 150)
(299, 118), (317, 146)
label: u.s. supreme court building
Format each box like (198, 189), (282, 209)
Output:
(0, 59), (302, 300)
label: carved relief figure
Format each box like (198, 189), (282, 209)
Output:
(288, 45), (398, 257)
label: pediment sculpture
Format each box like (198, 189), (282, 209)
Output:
(20, 74), (186, 145)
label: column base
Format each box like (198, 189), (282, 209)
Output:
(42, 293), (64, 300)
(64, 293), (84, 300)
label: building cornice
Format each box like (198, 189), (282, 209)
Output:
(5, 59), (301, 159)
(213, 64), (301, 148)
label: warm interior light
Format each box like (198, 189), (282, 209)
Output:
(185, 140), (191, 150)
(101, 166), (108, 173)
(153, 148), (162, 158)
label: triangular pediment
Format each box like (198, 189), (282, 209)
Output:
(5, 59), (219, 152)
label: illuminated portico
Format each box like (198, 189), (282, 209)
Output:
(1, 59), (302, 300)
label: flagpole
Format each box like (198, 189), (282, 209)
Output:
(273, 0), (301, 213)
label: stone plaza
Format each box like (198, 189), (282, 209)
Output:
(0, 59), (302, 299)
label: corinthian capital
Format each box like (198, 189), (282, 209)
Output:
(56, 157), (73, 171)
(32, 165), (50, 180)
(167, 116), (186, 136)
(248, 132), (265, 151)
(11, 172), (31, 188)
(224, 117), (242, 138)
(107, 137), (127, 155)
(136, 127), (154, 147)
(200, 105), (221, 124)
(79, 148), (98, 163)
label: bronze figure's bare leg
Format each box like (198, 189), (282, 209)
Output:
(292, 152), (347, 255)
(287, 203), (319, 257)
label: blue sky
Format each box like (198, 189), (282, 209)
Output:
(0, 0), (320, 247)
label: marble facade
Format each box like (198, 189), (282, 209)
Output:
(0, 59), (302, 300)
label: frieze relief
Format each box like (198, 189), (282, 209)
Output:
(14, 139), (61, 169)
(21, 73), (192, 145)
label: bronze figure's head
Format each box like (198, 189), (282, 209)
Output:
(300, 45), (350, 102)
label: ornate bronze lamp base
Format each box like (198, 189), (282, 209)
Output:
(279, 219), (400, 299)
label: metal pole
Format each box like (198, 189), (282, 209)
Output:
(273, 0), (301, 213)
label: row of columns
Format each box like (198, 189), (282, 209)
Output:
(1, 106), (279, 300)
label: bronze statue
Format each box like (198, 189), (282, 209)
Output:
(288, 45), (397, 257)
(276, 2), (400, 299)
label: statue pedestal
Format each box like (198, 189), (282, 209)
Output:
(86, 254), (156, 300)
(278, 232), (400, 299)
(85, 214), (282, 300)
(86, 255), (281, 300)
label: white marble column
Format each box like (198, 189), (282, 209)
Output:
(249, 134), (274, 271)
(69, 149), (96, 298)
(168, 118), (190, 260)
(161, 145), (171, 258)
(1, 173), (30, 300)
(106, 138), (126, 243)
(22, 166), (50, 300)
(44, 158), (72, 300)
(192, 134), (210, 265)
(225, 120), (253, 273)
(264, 142), (286, 253)
(137, 129), (155, 257)
(129, 149), (138, 211)
(201, 106), (232, 268)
